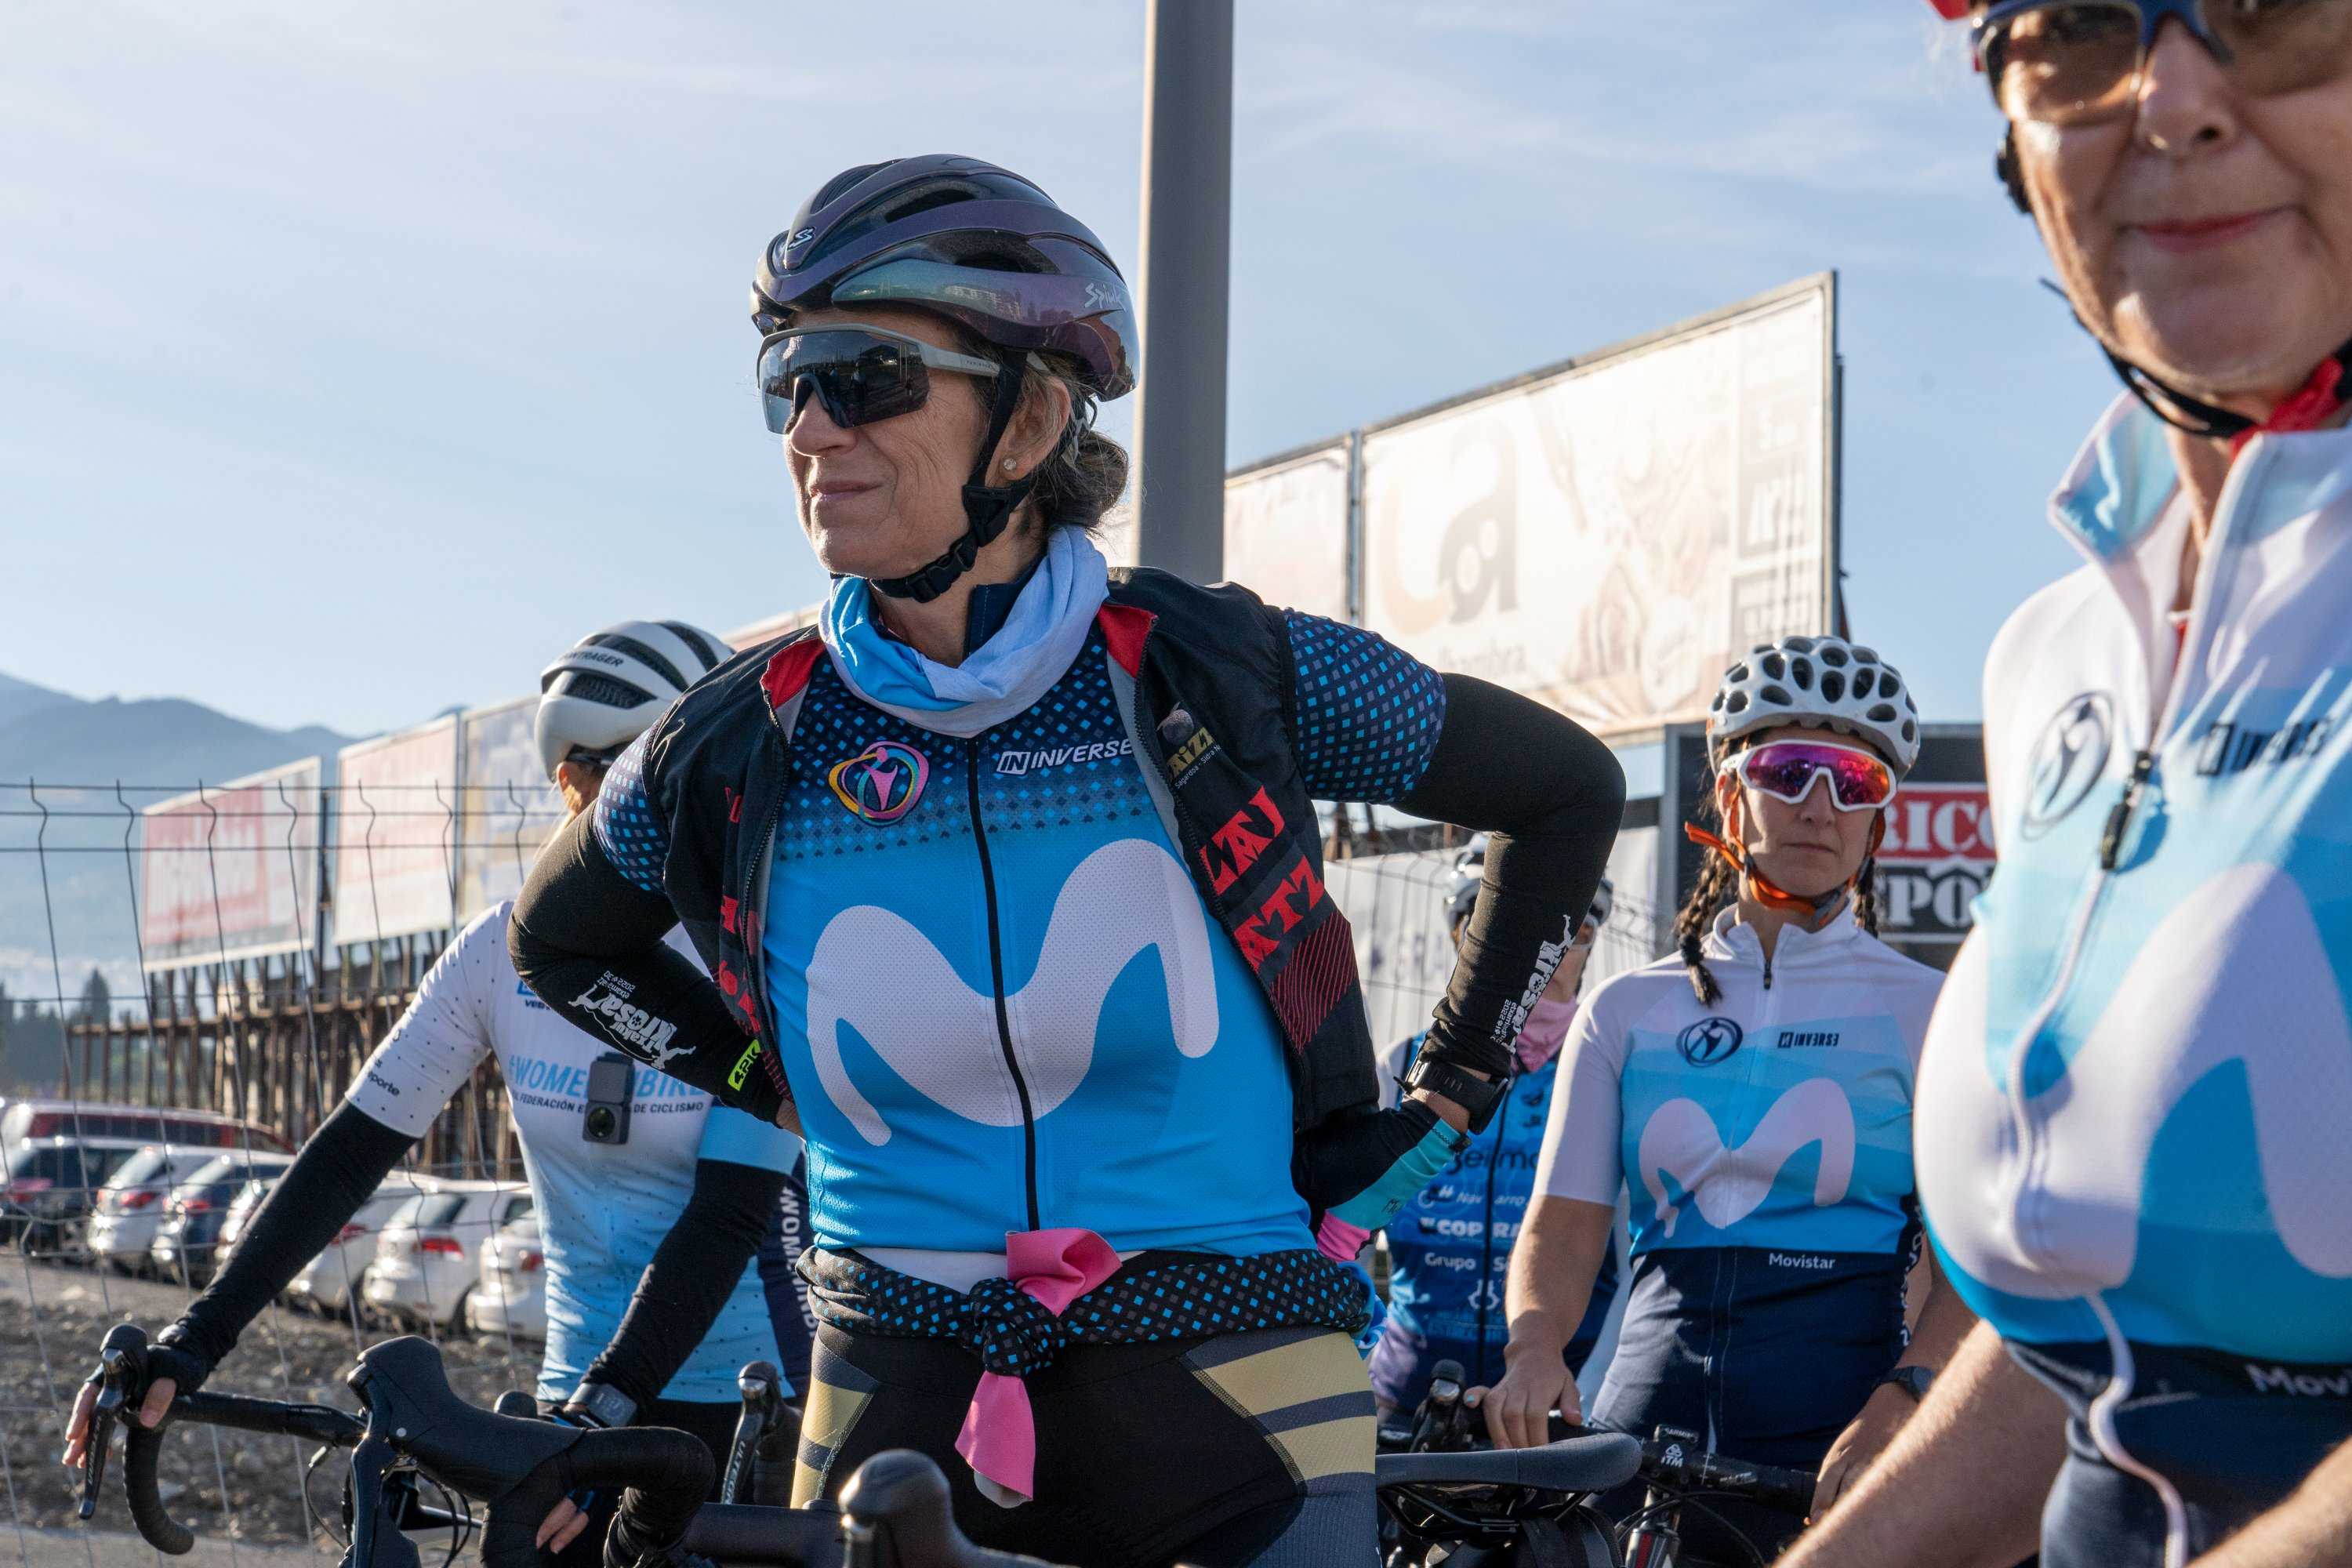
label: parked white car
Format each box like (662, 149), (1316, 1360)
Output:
(466, 1212), (546, 1343)
(88, 1145), (213, 1274)
(212, 1175), (280, 1269)
(361, 1181), (533, 1330)
(287, 1177), (429, 1317)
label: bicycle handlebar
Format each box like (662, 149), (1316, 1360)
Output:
(1636, 1433), (1818, 1518)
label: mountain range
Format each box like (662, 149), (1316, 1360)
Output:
(0, 672), (357, 1089)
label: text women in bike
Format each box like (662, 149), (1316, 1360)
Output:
(65, 621), (807, 1563)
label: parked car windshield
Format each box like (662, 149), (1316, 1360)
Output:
(102, 1147), (175, 1191)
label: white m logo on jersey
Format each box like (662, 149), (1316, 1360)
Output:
(1918, 863), (2352, 1297)
(806, 837), (1219, 1145)
(1636, 1079), (1856, 1240)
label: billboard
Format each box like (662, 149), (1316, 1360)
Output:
(1223, 442), (1352, 623)
(332, 717), (459, 946)
(455, 698), (565, 923)
(1359, 276), (1835, 737)
(1875, 783), (1996, 944)
(139, 758), (324, 971)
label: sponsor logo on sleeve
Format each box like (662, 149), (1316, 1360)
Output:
(571, 970), (683, 1065)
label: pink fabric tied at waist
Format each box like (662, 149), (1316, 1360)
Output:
(954, 1228), (1123, 1508)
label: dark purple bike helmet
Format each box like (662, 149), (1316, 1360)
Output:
(753, 154), (1136, 399)
(753, 155), (1137, 601)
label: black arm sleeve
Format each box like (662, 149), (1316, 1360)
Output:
(1398, 673), (1625, 1080)
(168, 1102), (416, 1370)
(509, 810), (790, 1125)
(583, 1157), (786, 1410)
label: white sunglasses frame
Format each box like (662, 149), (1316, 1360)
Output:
(1719, 739), (1900, 814)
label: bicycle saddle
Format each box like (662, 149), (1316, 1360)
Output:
(348, 1336), (581, 1501)
(838, 1451), (1058, 1567)
(1376, 1432), (1642, 1493)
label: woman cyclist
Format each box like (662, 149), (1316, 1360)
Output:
(504, 154), (1624, 1568)
(63, 621), (801, 1563)
(1365, 840), (1621, 1418)
(1481, 638), (1976, 1555)
(1786, 7), (2352, 1567)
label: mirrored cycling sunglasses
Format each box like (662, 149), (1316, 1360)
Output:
(754, 325), (1002, 436)
(1976, 0), (2352, 125)
(1726, 740), (1898, 813)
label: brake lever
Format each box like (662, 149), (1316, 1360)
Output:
(78, 1326), (148, 1520)
(344, 1434), (422, 1568)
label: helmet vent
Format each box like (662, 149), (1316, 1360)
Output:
(1852, 670), (1875, 699)
(588, 634), (688, 691)
(1760, 684), (1794, 706)
(1791, 656), (1813, 690)
(1902, 718), (1918, 742)
(1820, 671), (1846, 703)
(659, 622), (727, 671)
(549, 672), (655, 710)
(1761, 654), (1786, 680)
(1723, 691), (1750, 714)
(1867, 702), (1900, 723)
(1728, 662), (1751, 684)
(1854, 645), (1881, 664)
(1784, 636), (1817, 653)
(1819, 644), (1849, 668)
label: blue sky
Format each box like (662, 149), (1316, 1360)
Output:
(2, 1), (2109, 739)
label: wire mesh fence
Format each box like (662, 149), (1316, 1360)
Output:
(0, 779), (1668, 1562)
(0, 778), (556, 1563)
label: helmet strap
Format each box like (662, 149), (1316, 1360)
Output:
(1685, 798), (1885, 930)
(2009, 195), (2352, 452)
(869, 355), (1039, 604)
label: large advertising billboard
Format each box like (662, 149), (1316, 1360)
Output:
(1223, 442), (1352, 623)
(331, 717), (459, 947)
(454, 697), (564, 924)
(1359, 276), (1836, 737)
(139, 758), (325, 971)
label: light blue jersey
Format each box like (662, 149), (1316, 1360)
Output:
(1918, 398), (2352, 1365)
(349, 903), (797, 1403)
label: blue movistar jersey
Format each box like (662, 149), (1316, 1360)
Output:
(348, 905), (799, 1403)
(1367, 1031), (1618, 1406)
(756, 619), (1446, 1269)
(1531, 909), (1941, 1470)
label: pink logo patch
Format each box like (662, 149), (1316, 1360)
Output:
(828, 740), (929, 825)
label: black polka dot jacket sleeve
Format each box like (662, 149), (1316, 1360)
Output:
(1281, 614), (1625, 1081)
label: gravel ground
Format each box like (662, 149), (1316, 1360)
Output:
(0, 1254), (545, 1555)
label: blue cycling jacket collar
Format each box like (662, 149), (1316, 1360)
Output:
(821, 527), (1109, 739)
(1704, 902), (1866, 972)
(2052, 393), (2352, 568)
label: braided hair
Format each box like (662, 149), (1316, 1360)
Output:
(1679, 752), (1890, 1004)
(1675, 791), (1740, 1007)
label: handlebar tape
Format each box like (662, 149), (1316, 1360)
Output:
(122, 1420), (194, 1556)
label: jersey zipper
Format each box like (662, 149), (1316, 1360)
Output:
(742, 731), (788, 1080)
(967, 737), (1041, 1232)
(1991, 460), (2257, 1568)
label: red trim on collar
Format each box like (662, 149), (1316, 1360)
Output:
(760, 637), (825, 710)
(1097, 604), (1156, 677)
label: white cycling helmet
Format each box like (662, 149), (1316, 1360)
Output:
(1706, 633), (1920, 777)
(535, 620), (734, 781)
(1445, 834), (1612, 938)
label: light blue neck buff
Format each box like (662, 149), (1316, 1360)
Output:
(820, 526), (1110, 739)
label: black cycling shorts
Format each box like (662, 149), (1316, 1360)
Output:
(794, 1322), (1376, 1568)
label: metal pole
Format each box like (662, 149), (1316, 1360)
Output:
(1132, 0), (1234, 583)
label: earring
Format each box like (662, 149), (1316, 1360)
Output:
(1001, 458), (1015, 471)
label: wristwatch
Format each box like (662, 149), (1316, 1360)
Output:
(561, 1380), (639, 1430)
(1402, 1056), (1507, 1134)
(1873, 1365), (1935, 1404)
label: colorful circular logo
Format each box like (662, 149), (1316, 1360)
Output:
(828, 740), (928, 826)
